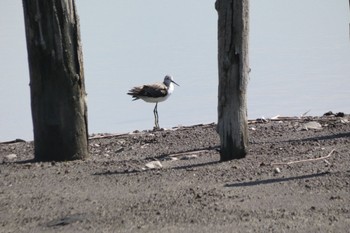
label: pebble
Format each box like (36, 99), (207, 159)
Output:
(115, 147), (124, 153)
(274, 167), (281, 173)
(5, 154), (17, 160)
(302, 121), (322, 130)
(145, 161), (162, 169)
(340, 118), (349, 124)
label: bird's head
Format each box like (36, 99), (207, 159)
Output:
(164, 75), (179, 87)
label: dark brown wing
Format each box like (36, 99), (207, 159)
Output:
(127, 83), (167, 100)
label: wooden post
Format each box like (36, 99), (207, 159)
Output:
(22, 0), (88, 161)
(216, 0), (249, 161)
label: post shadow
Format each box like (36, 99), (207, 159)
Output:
(225, 171), (330, 188)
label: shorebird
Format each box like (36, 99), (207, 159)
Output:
(127, 75), (179, 129)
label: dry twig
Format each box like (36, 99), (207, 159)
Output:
(271, 149), (336, 166)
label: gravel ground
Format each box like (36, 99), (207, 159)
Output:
(1, 114), (350, 233)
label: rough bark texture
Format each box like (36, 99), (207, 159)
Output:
(216, 0), (249, 161)
(22, 0), (88, 161)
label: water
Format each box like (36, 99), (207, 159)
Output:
(0, 0), (349, 142)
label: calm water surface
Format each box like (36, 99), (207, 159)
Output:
(0, 0), (349, 141)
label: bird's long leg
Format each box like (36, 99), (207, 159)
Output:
(153, 103), (159, 129)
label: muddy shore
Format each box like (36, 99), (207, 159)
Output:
(1, 114), (350, 232)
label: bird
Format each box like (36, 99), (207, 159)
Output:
(127, 75), (179, 129)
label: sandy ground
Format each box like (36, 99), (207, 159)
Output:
(1, 114), (350, 233)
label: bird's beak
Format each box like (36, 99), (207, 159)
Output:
(172, 80), (180, 86)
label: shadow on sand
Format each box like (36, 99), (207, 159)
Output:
(225, 171), (329, 188)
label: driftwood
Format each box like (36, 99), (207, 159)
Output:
(88, 133), (130, 140)
(167, 149), (215, 158)
(0, 139), (26, 145)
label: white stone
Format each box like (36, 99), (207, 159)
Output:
(302, 121), (322, 130)
(5, 154), (17, 160)
(274, 167), (281, 173)
(340, 118), (349, 124)
(145, 161), (162, 169)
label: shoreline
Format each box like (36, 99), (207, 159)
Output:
(1, 111), (346, 144)
(1, 113), (349, 232)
